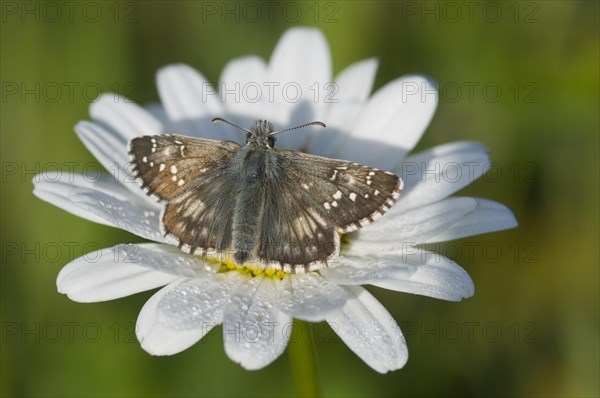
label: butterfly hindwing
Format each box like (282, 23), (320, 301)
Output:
(161, 170), (239, 255)
(255, 176), (339, 271)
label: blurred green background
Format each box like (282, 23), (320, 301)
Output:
(1, 1), (598, 397)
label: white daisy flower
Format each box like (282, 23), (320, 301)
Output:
(33, 27), (517, 373)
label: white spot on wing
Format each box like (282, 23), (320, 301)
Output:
(360, 218), (371, 226)
(330, 169), (338, 181)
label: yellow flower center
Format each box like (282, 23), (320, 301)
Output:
(216, 255), (287, 279)
(201, 233), (348, 279)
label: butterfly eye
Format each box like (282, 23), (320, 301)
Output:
(268, 136), (275, 148)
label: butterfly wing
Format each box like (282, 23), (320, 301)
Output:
(129, 134), (240, 254)
(129, 134), (240, 200)
(255, 149), (402, 271)
(277, 149), (402, 232)
(255, 177), (341, 272)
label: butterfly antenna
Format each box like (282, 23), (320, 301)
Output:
(269, 121), (326, 136)
(212, 117), (253, 134)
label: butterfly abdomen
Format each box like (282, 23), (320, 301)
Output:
(232, 190), (264, 265)
(230, 149), (274, 265)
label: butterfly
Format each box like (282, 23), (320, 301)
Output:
(128, 119), (403, 273)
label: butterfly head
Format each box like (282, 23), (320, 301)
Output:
(247, 120), (276, 148)
(211, 118), (326, 150)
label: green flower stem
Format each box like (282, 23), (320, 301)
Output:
(288, 320), (321, 398)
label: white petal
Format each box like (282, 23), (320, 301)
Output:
(223, 276), (291, 370)
(105, 243), (216, 278)
(337, 75), (437, 169)
(145, 102), (179, 131)
(75, 120), (128, 174)
(426, 198), (518, 242)
(265, 27), (332, 149)
(321, 256), (416, 285)
(75, 121), (153, 202)
(309, 58), (379, 157)
(395, 141), (490, 210)
(137, 280), (208, 355)
(326, 286), (407, 373)
(68, 188), (165, 243)
(277, 273), (347, 321)
(350, 197), (478, 253)
(157, 272), (247, 330)
(33, 172), (124, 226)
(370, 249), (475, 301)
(90, 93), (163, 141)
(157, 64), (231, 140)
(219, 56), (267, 122)
(56, 246), (180, 302)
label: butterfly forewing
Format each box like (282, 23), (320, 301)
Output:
(129, 134), (240, 200)
(277, 149), (402, 233)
